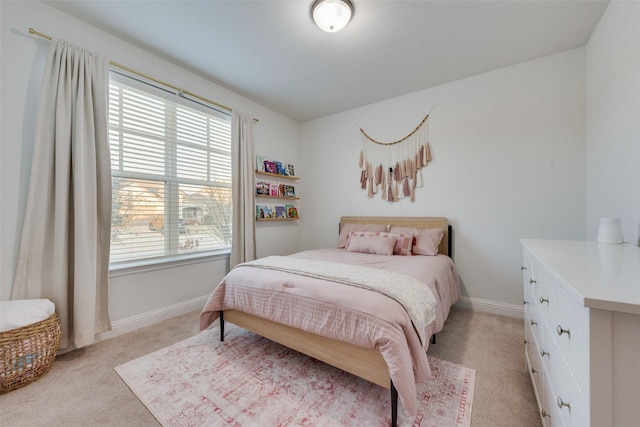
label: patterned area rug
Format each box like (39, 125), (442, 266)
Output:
(115, 324), (474, 426)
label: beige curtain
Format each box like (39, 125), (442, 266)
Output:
(11, 39), (111, 350)
(229, 111), (256, 268)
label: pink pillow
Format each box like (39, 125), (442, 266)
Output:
(336, 223), (387, 248)
(346, 231), (413, 256)
(346, 235), (397, 256)
(389, 227), (445, 256)
(393, 233), (414, 256)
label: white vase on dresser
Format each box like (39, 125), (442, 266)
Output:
(521, 239), (640, 427)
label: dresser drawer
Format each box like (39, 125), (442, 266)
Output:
(524, 322), (547, 425)
(526, 344), (545, 406)
(526, 303), (543, 347)
(528, 259), (543, 301)
(536, 267), (558, 332)
(555, 284), (589, 393)
(542, 372), (566, 427)
(524, 339), (544, 420)
(545, 329), (587, 427)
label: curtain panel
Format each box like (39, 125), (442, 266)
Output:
(11, 39), (112, 349)
(230, 112), (256, 268)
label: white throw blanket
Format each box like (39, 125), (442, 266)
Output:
(238, 256), (437, 347)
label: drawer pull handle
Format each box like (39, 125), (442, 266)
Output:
(540, 349), (549, 357)
(521, 266), (527, 271)
(524, 339), (530, 345)
(541, 409), (550, 418)
(529, 279), (537, 284)
(523, 300), (529, 305)
(531, 367), (539, 374)
(557, 325), (571, 337)
(539, 296), (549, 304)
(530, 320), (538, 327)
(557, 397), (571, 410)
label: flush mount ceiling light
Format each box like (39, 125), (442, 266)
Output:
(311, 0), (354, 33)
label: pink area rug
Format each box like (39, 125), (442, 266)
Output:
(115, 324), (474, 426)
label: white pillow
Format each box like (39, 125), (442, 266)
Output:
(0, 299), (56, 332)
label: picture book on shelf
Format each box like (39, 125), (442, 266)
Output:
(256, 155), (266, 172)
(281, 184), (295, 198)
(256, 205), (272, 219)
(285, 162), (295, 177)
(275, 205), (286, 218)
(286, 205), (298, 218)
(274, 161), (286, 176)
(269, 183), (279, 197)
(264, 160), (277, 174)
(256, 181), (270, 195)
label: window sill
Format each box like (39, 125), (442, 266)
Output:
(109, 249), (230, 278)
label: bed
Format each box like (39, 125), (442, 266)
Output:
(200, 216), (460, 426)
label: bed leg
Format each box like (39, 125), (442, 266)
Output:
(391, 380), (398, 427)
(219, 311), (224, 342)
(431, 333), (436, 345)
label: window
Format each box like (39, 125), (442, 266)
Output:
(108, 74), (232, 265)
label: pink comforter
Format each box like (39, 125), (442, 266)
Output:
(200, 248), (460, 416)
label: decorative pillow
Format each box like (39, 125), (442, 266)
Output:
(393, 233), (414, 256)
(346, 235), (397, 256)
(389, 226), (445, 256)
(336, 223), (387, 248)
(346, 231), (413, 256)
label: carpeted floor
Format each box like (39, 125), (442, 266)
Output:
(0, 307), (541, 426)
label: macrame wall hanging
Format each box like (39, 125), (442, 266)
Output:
(359, 114), (431, 202)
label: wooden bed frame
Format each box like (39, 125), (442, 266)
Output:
(219, 216), (451, 427)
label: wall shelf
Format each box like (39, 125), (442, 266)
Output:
(256, 170), (299, 180)
(256, 195), (299, 201)
(255, 160), (299, 221)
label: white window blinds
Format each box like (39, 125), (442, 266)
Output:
(108, 75), (232, 264)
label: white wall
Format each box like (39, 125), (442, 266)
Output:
(586, 1), (640, 246)
(6, 0), (629, 330)
(0, 2), (300, 330)
(299, 49), (587, 314)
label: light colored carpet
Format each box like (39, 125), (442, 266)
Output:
(0, 307), (541, 426)
(115, 323), (474, 426)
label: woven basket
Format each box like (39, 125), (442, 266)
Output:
(0, 312), (61, 394)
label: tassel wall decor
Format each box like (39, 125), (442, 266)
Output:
(358, 114), (432, 202)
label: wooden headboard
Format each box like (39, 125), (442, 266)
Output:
(339, 216), (451, 257)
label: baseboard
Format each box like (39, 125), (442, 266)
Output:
(455, 296), (524, 319)
(96, 295), (209, 342)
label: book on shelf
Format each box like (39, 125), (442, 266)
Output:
(281, 184), (295, 198)
(285, 162), (295, 177)
(256, 205), (273, 219)
(256, 155), (266, 172)
(275, 205), (286, 218)
(274, 161), (286, 176)
(264, 160), (277, 174)
(256, 181), (270, 196)
(286, 204), (298, 218)
(269, 183), (279, 197)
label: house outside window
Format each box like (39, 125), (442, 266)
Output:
(108, 73), (232, 265)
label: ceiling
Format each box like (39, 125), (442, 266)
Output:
(46, 1), (609, 122)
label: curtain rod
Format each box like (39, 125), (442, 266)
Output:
(28, 27), (258, 123)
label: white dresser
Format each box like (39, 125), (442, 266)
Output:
(521, 240), (640, 427)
